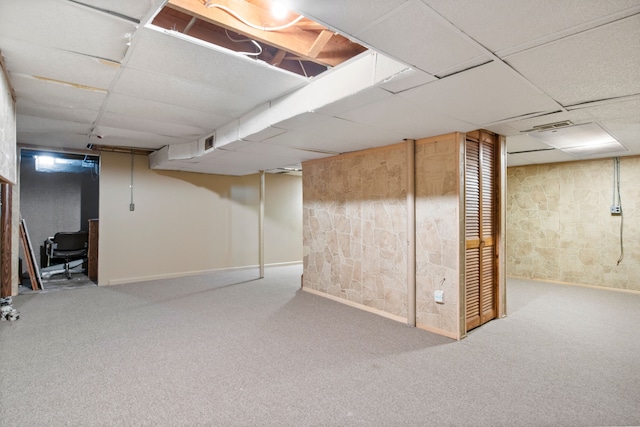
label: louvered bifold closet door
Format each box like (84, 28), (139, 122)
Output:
(465, 140), (481, 329)
(465, 132), (497, 331)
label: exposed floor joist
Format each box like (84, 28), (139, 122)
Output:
(152, 0), (366, 77)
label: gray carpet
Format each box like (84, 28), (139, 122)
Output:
(1, 266), (639, 426)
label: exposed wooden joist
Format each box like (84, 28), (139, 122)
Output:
(307, 30), (334, 59)
(270, 49), (287, 66)
(183, 16), (198, 34)
(166, 0), (364, 67)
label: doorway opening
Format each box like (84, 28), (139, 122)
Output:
(19, 149), (99, 293)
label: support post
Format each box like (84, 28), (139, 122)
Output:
(1, 182), (12, 297)
(406, 139), (416, 327)
(259, 171), (265, 278)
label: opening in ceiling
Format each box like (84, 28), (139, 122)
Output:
(151, 0), (367, 78)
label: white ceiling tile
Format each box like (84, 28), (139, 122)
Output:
(507, 149), (577, 167)
(483, 122), (519, 137)
(0, 0), (137, 62)
(506, 135), (554, 153)
(17, 99), (99, 125)
(0, 38), (119, 90)
(600, 119), (640, 155)
(423, 0), (640, 55)
(74, 0), (165, 22)
(376, 68), (437, 94)
(281, 0), (409, 36)
(578, 97), (640, 122)
(11, 73), (107, 110)
(315, 87), (393, 116)
(398, 61), (559, 125)
(17, 115), (92, 134)
(208, 150), (301, 171)
(98, 112), (207, 140)
(234, 142), (329, 161)
(241, 127), (287, 143)
(16, 132), (91, 150)
(505, 14), (640, 106)
(563, 141), (628, 158)
(112, 68), (250, 119)
(274, 113), (405, 148)
(506, 109), (597, 133)
(356, 1), (488, 75)
(128, 27), (307, 100)
(263, 128), (368, 154)
(337, 95), (476, 139)
(104, 94), (223, 131)
(92, 126), (189, 149)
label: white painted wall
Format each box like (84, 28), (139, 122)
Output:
(0, 62), (15, 184)
(99, 152), (302, 285)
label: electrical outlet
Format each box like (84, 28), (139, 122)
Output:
(434, 290), (444, 304)
(129, 203), (135, 211)
(610, 205), (621, 215)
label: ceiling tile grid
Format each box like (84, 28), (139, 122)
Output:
(11, 73), (108, 111)
(335, 94), (477, 139)
(98, 111), (207, 142)
(398, 61), (560, 126)
(422, 0), (640, 56)
(111, 68), (253, 120)
(127, 27), (307, 102)
(17, 99), (100, 126)
(16, 132), (93, 150)
(103, 93), (227, 132)
(75, 0), (166, 22)
(507, 149), (577, 167)
(261, 127), (371, 155)
(281, 0), (410, 37)
(0, 38), (119, 91)
(355, 0), (489, 75)
(17, 115), (92, 135)
(91, 125), (190, 149)
(505, 14), (640, 107)
(0, 0), (137, 63)
(375, 68), (437, 94)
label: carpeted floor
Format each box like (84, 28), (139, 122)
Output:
(1, 265), (639, 426)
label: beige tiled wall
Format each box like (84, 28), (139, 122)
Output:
(507, 157), (640, 291)
(415, 134), (462, 337)
(303, 134), (465, 338)
(303, 144), (409, 318)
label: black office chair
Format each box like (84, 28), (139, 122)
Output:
(46, 231), (88, 279)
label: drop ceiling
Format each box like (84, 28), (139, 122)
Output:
(0, 0), (639, 175)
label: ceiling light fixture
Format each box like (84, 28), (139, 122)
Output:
(529, 122), (627, 157)
(205, 1), (303, 31)
(271, 1), (288, 19)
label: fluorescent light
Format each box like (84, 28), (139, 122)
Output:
(531, 123), (616, 149)
(528, 122), (627, 158)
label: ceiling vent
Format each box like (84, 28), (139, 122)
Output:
(204, 133), (216, 151)
(521, 120), (574, 133)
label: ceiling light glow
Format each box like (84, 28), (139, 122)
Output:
(271, 1), (288, 19)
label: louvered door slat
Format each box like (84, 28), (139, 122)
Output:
(465, 248), (481, 329)
(465, 132), (497, 332)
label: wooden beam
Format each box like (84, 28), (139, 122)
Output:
(307, 30), (333, 59)
(294, 21), (329, 31)
(270, 49), (287, 66)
